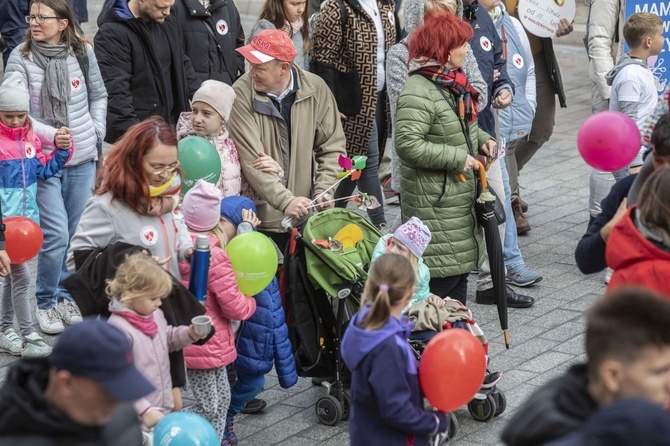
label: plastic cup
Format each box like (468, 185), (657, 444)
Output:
(191, 315), (212, 337)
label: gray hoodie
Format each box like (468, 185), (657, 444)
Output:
(605, 53), (653, 124)
(386, 0), (487, 191)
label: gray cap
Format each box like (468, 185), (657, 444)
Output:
(0, 72), (30, 112)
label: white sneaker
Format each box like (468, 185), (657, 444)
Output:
(22, 332), (52, 357)
(56, 300), (83, 325)
(605, 267), (613, 285)
(0, 328), (23, 356)
(36, 307), (65, 334)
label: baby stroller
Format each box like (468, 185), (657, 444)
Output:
(282, 208), (382, 426)
(407, 299), (507, 423)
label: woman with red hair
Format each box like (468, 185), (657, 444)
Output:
(394, 12), (496, 304)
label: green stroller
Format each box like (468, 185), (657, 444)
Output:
(282, 208), (382, 426)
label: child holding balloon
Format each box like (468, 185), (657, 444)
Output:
(178, 180), (258, 440)
(0, 73), (71, 358)
(341, 254), (451, 446)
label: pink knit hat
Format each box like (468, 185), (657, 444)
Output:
(182, 180), (222, 232)
(393, 217), (432, 259)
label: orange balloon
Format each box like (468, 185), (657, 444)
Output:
(419, 329), (487, 412)
(4, 216), (43, 264)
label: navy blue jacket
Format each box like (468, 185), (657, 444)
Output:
(463, 1), (514, 136)
(575, 174), (636, 274)
(0, 0), (29, 68)
(341, 306), (448, 446)
(234, 277), (298, 389)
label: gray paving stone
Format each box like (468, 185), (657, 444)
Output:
(517, 351), (576, 374)
(552, 334), (586, 355)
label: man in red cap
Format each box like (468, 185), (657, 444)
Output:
(230, 29), (346, 252)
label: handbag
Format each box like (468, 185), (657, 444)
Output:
(309, 0), (363, 116)
(430, 81), (506, 225)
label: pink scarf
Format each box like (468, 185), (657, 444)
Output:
(109, 301), (158, 337)
(281, 17), (303, 37)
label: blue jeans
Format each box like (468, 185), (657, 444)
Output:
(227, 370), (265, 418)
(499, 157), (523, 269)
(35, 161), (96, 310)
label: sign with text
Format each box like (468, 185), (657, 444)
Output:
(518, 0), (576, 38)
(626, 1), (670, 92)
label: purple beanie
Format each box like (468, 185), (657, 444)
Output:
(393, 217), (432, 259)
(182, 180), (222, 231)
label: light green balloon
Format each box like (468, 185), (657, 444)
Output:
(178, 136), (221, 193)
(226, 232), (278, 296)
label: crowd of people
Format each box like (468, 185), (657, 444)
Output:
(0, 0), (669, 444)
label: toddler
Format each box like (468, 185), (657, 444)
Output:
(0, 73), (71, 357)
(106, 253), (206, 429)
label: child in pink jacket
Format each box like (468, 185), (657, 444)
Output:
(107, 253), (206, 429)
(180, 180), (258, 439)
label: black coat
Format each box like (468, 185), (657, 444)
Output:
(94, 0), (201, 143)
(173, 0), (245, 85)
(0, 358), (142, 446)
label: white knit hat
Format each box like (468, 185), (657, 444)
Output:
(191, 80), (236, 121)
(0, 72), (30, 112)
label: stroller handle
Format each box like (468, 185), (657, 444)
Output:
(457, 161), (487, 188)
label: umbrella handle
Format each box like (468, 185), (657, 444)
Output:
(457, 173), (466, 183)
(457, 161), (488, 188)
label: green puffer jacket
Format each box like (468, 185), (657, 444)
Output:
(395, 74), (491, 278)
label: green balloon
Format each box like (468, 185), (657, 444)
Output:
(226, 232), (278, 296)
(178, 136), (222, 193)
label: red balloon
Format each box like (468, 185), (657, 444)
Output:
(4, 216), (43, 263)
(419, 329), (487, 412)
(577, 111), (641, 172)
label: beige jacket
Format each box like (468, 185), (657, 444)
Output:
(587, 0), (626, 100)
(229, 66), (346, 232)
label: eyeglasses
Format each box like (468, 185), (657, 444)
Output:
(145, 160), (180, 176)
(25, 15), (62, 24)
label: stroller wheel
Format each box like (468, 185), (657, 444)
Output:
(329, 387), (351, 420)
(493, 390), (507, 416)
(447, 412), (459, 440)
(467, 395), (497, 422)
(315, 396), (342, 426)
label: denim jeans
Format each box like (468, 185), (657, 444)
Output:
(227, 370), (265, 418)
(499, 156), (523, 269)
(35, 161), (96, 310)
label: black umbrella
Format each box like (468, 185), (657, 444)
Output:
(463, 162), (509, 348)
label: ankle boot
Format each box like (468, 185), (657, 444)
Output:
(512, 198), (531, 234)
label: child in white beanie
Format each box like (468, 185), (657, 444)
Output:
(0, 72), (72, 357)
(179, 179), (259, 440)
(176, 80), (284, 203)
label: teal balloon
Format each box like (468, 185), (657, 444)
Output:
(178, 136), (221, 193)
(226, 232), (278, 296)
(153, 412), (218, 446)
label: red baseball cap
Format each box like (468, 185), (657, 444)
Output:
(237, 29), (297, 64)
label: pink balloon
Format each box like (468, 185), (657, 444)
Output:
(577, 111), (641, 172)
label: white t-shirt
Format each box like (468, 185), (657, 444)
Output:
(609, 63), (658, 128)
(358, 0), (385, 92)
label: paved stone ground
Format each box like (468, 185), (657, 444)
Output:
(0, 1), (602, 445)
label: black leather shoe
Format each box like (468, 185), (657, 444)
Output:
(241, 398), (267, 414)
(475, 286), (535, 308)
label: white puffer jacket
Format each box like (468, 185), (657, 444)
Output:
(586, 0), (625, 101)
(5, 43), (108, 166)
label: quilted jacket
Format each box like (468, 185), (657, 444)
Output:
(5, 43), (107, 165)
(181, 233), (256, 370)
(394, 74), (488, 278)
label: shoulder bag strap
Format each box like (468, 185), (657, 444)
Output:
(428, 79), (476, 157)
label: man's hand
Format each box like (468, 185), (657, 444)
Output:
(556, 18), (574, 37)
(284, 197), (312, 220)
(600, 198), (628, 241)
(0, 250), (10, 276)
(492, 89), (512, 109)
(141, 408), (164, 428)
(480, 140), (498, 158)
(312, 193), (333, 211)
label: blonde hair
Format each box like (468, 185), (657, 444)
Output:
(424, 0), (458, 16)
(361, 254), (415, 330)
(106, 253), (173, 306)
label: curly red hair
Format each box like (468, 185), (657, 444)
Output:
(409, 12), (474, 66)
(95, 116), (178, 215)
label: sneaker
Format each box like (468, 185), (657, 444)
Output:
(481, 371), (503, 389)
(506, 264), (543, 287)
(56, 300), (83, 325)
(22, 332), (52, 357)
(36, 307), (64, 334)
(222, 417), (238, 446)
(605, 267), (613, 285)
(0, 328), (23, 355)
(241, 398), (267, 414)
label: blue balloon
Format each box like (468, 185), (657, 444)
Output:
(153, 412), (219, 446)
